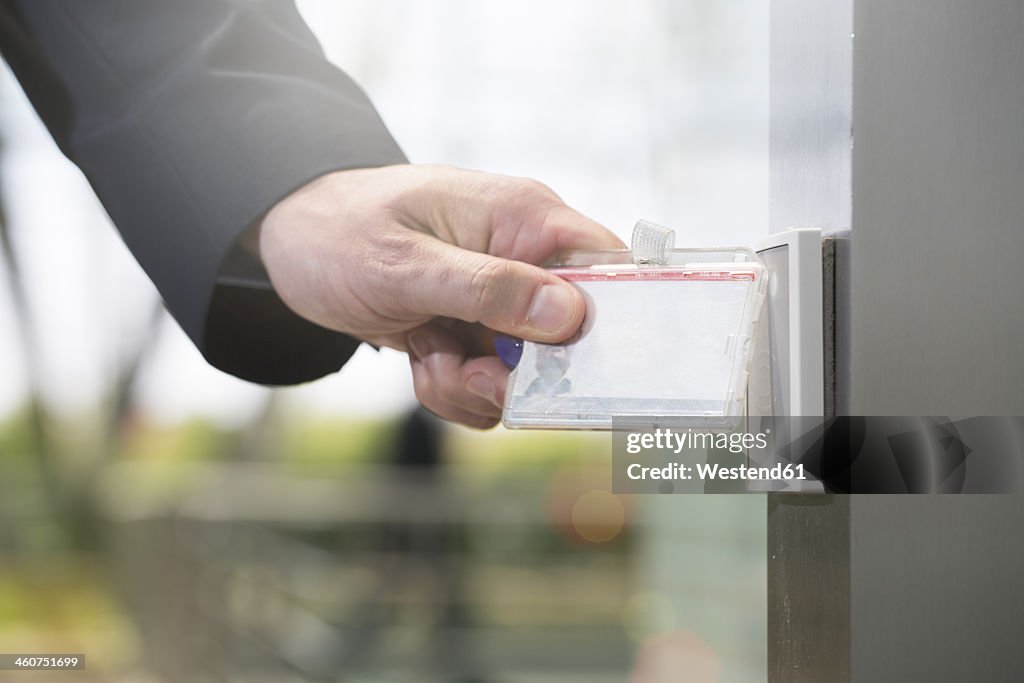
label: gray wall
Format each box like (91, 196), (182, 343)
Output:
(849, 3), (1024, 681)
(769, 0), (851, 233)
(850, 0), (1024, 416)
(770, 1), (1024, 681)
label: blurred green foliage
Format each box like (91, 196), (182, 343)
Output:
(0, 409), (34, 463)
(280, 417), (400, 472)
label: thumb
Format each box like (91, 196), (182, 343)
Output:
(402, 234), (585, 343)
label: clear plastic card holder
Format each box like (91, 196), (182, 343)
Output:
(502, 246), (768, 430)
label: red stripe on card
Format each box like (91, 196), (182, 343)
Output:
(549, 269), (757, 282)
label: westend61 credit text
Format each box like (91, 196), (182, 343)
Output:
(626, 461), (807, 482)
(621, 427), (807, 483)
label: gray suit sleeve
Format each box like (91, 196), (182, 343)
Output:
(0, 0), (407, 384)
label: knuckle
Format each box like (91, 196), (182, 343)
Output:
(518, 177), (557, 199)
(469, 258), (518, 320)
(487, 179), (563, 250)
(413, 385), (431, 407)
(500, 178), (559, 209)
(375, 229), (423, 268)
(371, 232), (430, 312)
(471, 171), (510, 197)
(434, 379), (462, 405)
(411, 372), (435, 407)
(417, 352), (464, 406)
(481, 175), (555, 206)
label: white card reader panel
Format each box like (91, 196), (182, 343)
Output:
(750, 228), (824, 418)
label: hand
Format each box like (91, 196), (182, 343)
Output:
(258, 164), (624, 428)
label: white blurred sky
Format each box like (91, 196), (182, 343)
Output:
(0, 0), (767, 427)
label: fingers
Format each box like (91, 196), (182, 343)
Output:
(533, 203), (627, 260)
(491, 201), (625, 265)
(260, 165), (620, 349)
(398, 233), (585, 344)
(474, 175), (626, 263)
(406, 323), (510, 430)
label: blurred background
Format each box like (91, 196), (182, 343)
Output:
(0, 1), (768, 681)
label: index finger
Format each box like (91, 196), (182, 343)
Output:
(490, 202), (626, 265)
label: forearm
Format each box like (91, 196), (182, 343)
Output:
(1, 0), (406, 383)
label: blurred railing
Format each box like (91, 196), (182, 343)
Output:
(101, 455), (636, 682)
